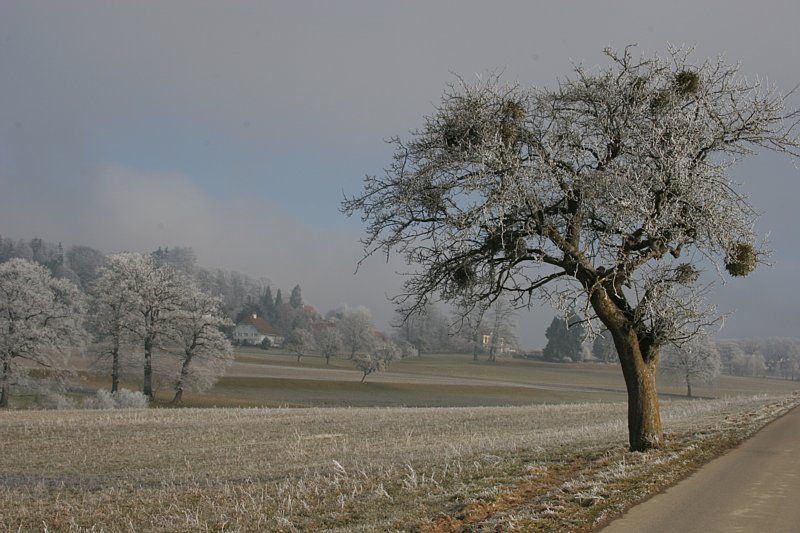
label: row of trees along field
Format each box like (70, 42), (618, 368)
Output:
(0, 235), (527, 400)
(391, 298), (519, 361)
(0, 247), (236, 407)
(540, 313), (800, 384)
(540, 310), (799, 399)
(0, 237), (405, 405)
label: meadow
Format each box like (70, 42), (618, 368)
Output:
(2, 350), (798, 531)
(186, 348), (799, 408)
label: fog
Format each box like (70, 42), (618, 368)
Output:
(2, 1), (799, 346)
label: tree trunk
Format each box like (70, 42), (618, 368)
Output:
(686, 375), (693, 398)
(612, 330), (663, 451)
(591, 288), (663, 452)
(172, 354), (192, 405)
(111, 347), (120, 393)
(0, 357), (9, 408)
(143, 335), (154, 400)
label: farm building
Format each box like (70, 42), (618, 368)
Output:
(233, 314), (282, 347)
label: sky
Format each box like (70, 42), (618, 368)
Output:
(1, 1), (799, 347)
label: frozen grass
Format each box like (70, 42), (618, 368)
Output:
(2, 394), (798, 531)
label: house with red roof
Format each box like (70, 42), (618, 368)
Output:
(233, 314), (282, 347)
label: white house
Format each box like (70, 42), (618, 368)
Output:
(233, 314), (282, 347)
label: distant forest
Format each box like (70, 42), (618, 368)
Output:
(0, 236), (295, 333)
(3, 235), (797, 380)
(0, 235), (510, 357)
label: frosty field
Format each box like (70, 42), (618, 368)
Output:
(2, 394), (798, 531)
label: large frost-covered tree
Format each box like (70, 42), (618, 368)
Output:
(92, 253), (233, 401)
(105, 252), (186, 399)
(0, 259), (86, 407)
(167, 285), (233, 404)
(343, 46), (800, 450)
(88, 262), (138, 392)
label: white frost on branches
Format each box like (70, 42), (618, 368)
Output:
(0, 258), (86, 407)
(661, 335), (721, 397)
(343, 45), (800, 350)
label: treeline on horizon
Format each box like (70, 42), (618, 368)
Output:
(0, 235), (310, 335)
(2, 235), (798, 381)
(540, 312), (799, 381)
(0, 235), (483, 356)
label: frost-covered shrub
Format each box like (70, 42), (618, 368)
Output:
(43, 391), (77, 410)
(113, 388), (149, 408)
(84, 389), (117, 409)
(83, 388), (149, 409)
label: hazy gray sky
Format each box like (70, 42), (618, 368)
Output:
(2, 1), (798, 346)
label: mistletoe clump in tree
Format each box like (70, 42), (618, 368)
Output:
(343, 46), (799, 451)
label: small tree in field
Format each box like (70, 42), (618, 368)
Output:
(315, 327), (343, 364)
(337, 306), (376, 359)
(354, 342), (398, 382)
(0, 259), (86, 407)
(285, 328), (315, 363)
(343, 46), (800, 451)
(661, 335), (721, 397)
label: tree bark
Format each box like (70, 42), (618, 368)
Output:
(143, 335), (154, 400)
(591, 288), (663, 452)
(111, 347), (120, 393)
(0, 357), (10, 408)
(619, 351), (663, 451)
(172, 354), (192, 405)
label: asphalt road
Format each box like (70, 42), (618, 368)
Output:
(600, 404), (800, 532)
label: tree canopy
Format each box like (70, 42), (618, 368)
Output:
(0, 259), (86, 407)
(343, 46), (800, 450)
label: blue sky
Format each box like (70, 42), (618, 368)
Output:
(1, 1), (799, 346)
